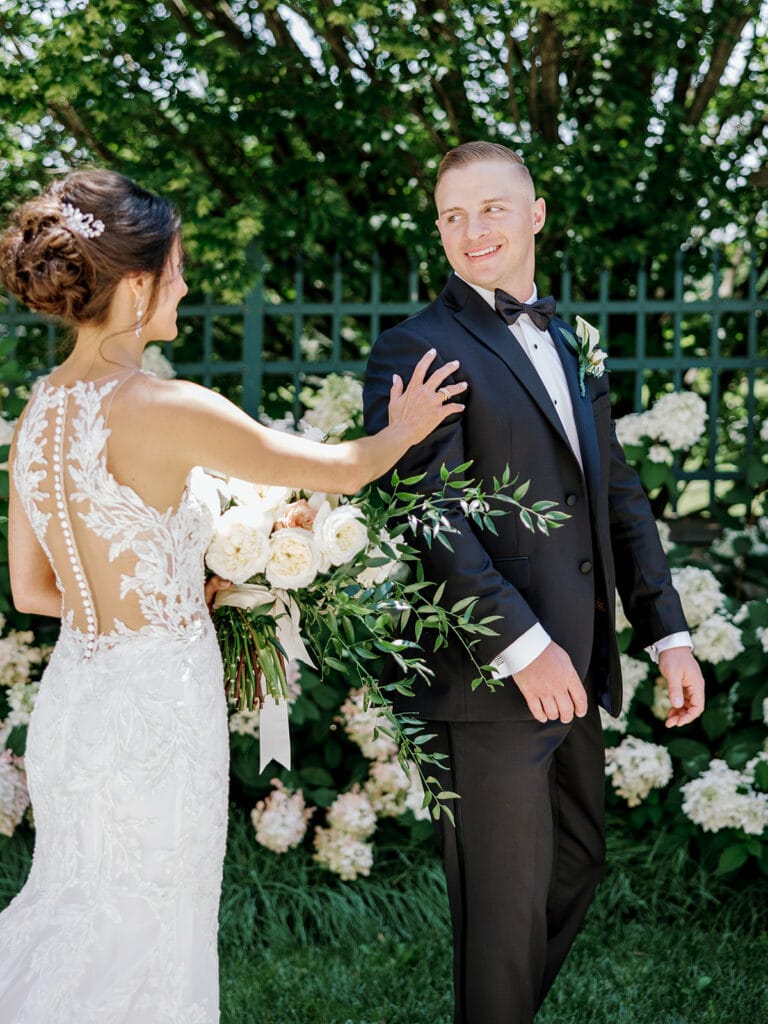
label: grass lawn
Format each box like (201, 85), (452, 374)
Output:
(3, 810), (768, 1023)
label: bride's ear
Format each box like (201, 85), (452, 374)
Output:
(123, 271), (151, 305)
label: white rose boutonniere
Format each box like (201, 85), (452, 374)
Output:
(563, 316), (608, 397)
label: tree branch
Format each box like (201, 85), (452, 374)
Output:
(685, 7), (756, 125)
(536, 11), (562, 144)
(47, 100), (115, 165)
(181, 0), (249, 53)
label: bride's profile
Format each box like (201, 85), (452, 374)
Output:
(0, 168), (466, 1022)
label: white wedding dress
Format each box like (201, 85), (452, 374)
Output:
(0, 371), (229, 1023)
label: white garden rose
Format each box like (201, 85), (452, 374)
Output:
(265, 527), (321, 589)
(228, 477), (291, 514)
(205, 505), (272, 583)
(314, 503), (369, 567)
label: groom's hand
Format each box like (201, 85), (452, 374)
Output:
(658, 647), (706, 728)
(512, 642), (589, 724)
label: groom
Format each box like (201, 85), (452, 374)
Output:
(362, 142), (705, 1023)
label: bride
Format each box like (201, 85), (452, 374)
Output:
(0, 168), (466, 1023)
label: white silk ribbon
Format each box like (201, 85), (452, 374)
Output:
(213, 583), (316, 667)
(213, 582), (315, 772)
(258, 695), (292, 772)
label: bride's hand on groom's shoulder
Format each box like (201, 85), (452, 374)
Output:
(388, 348), (468, 445)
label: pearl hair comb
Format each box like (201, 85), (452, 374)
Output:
(61, 202), (105, 239)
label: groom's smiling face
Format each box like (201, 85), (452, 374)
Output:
(434, 159), (546, 296)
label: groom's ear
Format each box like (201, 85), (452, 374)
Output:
(532, 198), (547, 235)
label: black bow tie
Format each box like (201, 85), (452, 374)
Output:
(494, 290), (556, 331)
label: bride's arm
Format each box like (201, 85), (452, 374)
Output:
(8, 448), (61, 618)
(152, 350), (465, 494)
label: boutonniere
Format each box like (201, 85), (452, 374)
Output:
(561, 316), (608, 397)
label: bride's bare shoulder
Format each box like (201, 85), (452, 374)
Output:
(116, 373), (253, 435)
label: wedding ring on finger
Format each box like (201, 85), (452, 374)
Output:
(438, 387), (450, 403)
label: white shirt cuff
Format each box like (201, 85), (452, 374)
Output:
(489, 624), (551, 679)
(645, 631), (693, 664)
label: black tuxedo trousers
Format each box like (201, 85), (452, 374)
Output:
(424, 653), (607, 1024)
(363, 276), (688, 1021)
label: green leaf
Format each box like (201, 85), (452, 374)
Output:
(299, 765), (335, 786)
(716, 844), (749, 875)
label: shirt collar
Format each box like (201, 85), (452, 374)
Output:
(456, 274), (537, 310)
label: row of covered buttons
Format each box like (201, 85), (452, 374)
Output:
(53, 394), (97, 656)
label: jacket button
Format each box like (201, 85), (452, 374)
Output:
(580, 560), (593, 574)
(566, 493), (578, 507)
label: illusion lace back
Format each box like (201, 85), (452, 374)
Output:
(0, 371), (229, 1024)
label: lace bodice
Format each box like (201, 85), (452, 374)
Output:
(13, 371), (217, 654)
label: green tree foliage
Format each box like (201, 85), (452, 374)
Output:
(0, 0), (766, 297)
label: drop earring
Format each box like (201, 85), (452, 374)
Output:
(135, 301), (144, 339)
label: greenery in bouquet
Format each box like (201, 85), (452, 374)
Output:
(201, 424), (569, 833)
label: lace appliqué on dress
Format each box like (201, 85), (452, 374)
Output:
(0, 373), (229, 1024)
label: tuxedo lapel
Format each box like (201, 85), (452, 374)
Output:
(550, 317), (601, 500)
(444, 276), (575, 458)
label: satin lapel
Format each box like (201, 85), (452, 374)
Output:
(550, 317), (601, 500)
(446, 277), (574, 456)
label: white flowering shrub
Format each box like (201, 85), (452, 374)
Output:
(250, 779), (314, 853)
(3, 358), (766, 885)
(0, 614), (49, 837)
(0, 751), (29, 838)
(606, 512), (768, 879)
(605, 737), (673, 807)
(615, 388), (708, 502)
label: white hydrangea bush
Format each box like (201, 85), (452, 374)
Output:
(237, 669), (434, 881)
(602, 512), (768, 879)
(0, 613), (49, 837)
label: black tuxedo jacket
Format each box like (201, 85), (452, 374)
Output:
(363, 274), (687, 722)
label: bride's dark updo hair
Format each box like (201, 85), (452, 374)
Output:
(0, 169), (181, 326)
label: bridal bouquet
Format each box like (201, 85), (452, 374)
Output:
(203, 477), (390, 711)
(201, 456), (569, 807)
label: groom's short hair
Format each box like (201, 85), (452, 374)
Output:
(435, 141), (532, 196)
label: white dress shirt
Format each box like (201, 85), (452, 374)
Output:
(456, 277), (692, 678)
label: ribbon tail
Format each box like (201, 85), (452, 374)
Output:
(259, 695), (292, 773)
(274, 593), (316, 668)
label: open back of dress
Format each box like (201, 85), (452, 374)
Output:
(0, 370), (228, 1024)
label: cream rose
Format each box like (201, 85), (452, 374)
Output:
(314, 504), (369, 567)
(265, 528), (321, 589)
(228, 477), (291, 514)
(205, 505), (272, 583)
(275, 499), (317, 532)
